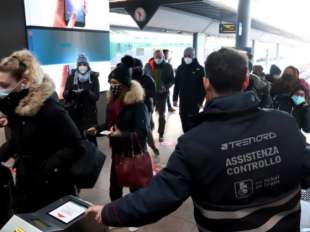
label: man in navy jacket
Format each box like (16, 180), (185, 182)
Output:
(87, 48), (310, 232)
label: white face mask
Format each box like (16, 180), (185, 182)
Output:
(78, 65), (88, 74)
(184, 57), (193, 65)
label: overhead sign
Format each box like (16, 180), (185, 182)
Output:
(220, 23), (236, 34)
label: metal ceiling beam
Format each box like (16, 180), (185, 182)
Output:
(110, 0), (202, 9)
(110, 0), (310, 42)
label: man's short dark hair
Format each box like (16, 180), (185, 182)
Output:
(205, 48), (248, 93)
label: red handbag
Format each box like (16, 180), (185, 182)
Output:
(115, 133), (153, 188)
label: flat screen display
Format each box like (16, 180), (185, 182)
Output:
(27, 28), (110, 65)
(27, 28), (111, 95)
(24, 0), (109, 31)
(49, 201), (87, 224)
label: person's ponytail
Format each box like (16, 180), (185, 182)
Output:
(0, 50), (44, 86)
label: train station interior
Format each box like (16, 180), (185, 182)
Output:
(2, 0), (310, 231)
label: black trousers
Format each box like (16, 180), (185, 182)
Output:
(180, 114), (194, 133)
(180, 108), (199, 133)
(166, 89), (173, 110)
(110, 155), (137, 201)
(147, 114), (157, 151)
(155, 93), (168, 136)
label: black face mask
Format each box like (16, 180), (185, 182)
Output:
(110, 85), (122, 97)
(0, 89), (29, 115)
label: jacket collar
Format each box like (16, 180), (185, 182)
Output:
(123, 80), (144, 105)
(108, 80), (145, 106)
(181, 58), (199, 66)
(15, 75), (55, 117)
(194, 92), (260, 124)
(204, 91), (260, 114)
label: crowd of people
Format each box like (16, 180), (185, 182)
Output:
(248, 62), (310, 132)
(0, 47), (310, 232)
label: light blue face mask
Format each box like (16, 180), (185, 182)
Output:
(154, 58), (163, 65)
(0, 81), (22, 99)
(291, 95), (306, 105)
(0, 88), (12, 99)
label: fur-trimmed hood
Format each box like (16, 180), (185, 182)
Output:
(15, 75), (55, 117)
(123, 80), (145, 105)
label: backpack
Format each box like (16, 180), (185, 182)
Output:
(248, 74), (272, 108)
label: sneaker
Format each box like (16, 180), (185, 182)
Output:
(128, 227), (139, 232)
(159, 136), (164, 143)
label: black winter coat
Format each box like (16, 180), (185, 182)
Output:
(293, 105), (310, 132)
(133, 73), (156, 113)
(173, 58), (205, 115)
(109, 81), (149, 154)
(101, 92), (309, 232)
(0, 77), (83, 213)
(64, 69), (100, 130)
(273, 94), (310, 133)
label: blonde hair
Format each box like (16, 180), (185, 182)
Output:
(0, 50), (44, 86)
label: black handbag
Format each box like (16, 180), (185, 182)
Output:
(70, 140), (106, 189)
(0, 165), (13, 227)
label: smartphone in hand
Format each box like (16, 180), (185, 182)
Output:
(100, 130), (111, 136)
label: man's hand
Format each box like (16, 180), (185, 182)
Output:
(109, 126), (122, 137)
(0, 117), (8, 128)
(85, 205), (104, 224)
(87, 127), (97, 136)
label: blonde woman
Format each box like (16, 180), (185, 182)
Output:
(0, 50), (82, 213)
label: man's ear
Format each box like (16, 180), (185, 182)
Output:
(203, 77), (210, 92)
(242, 74), (250, 90)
